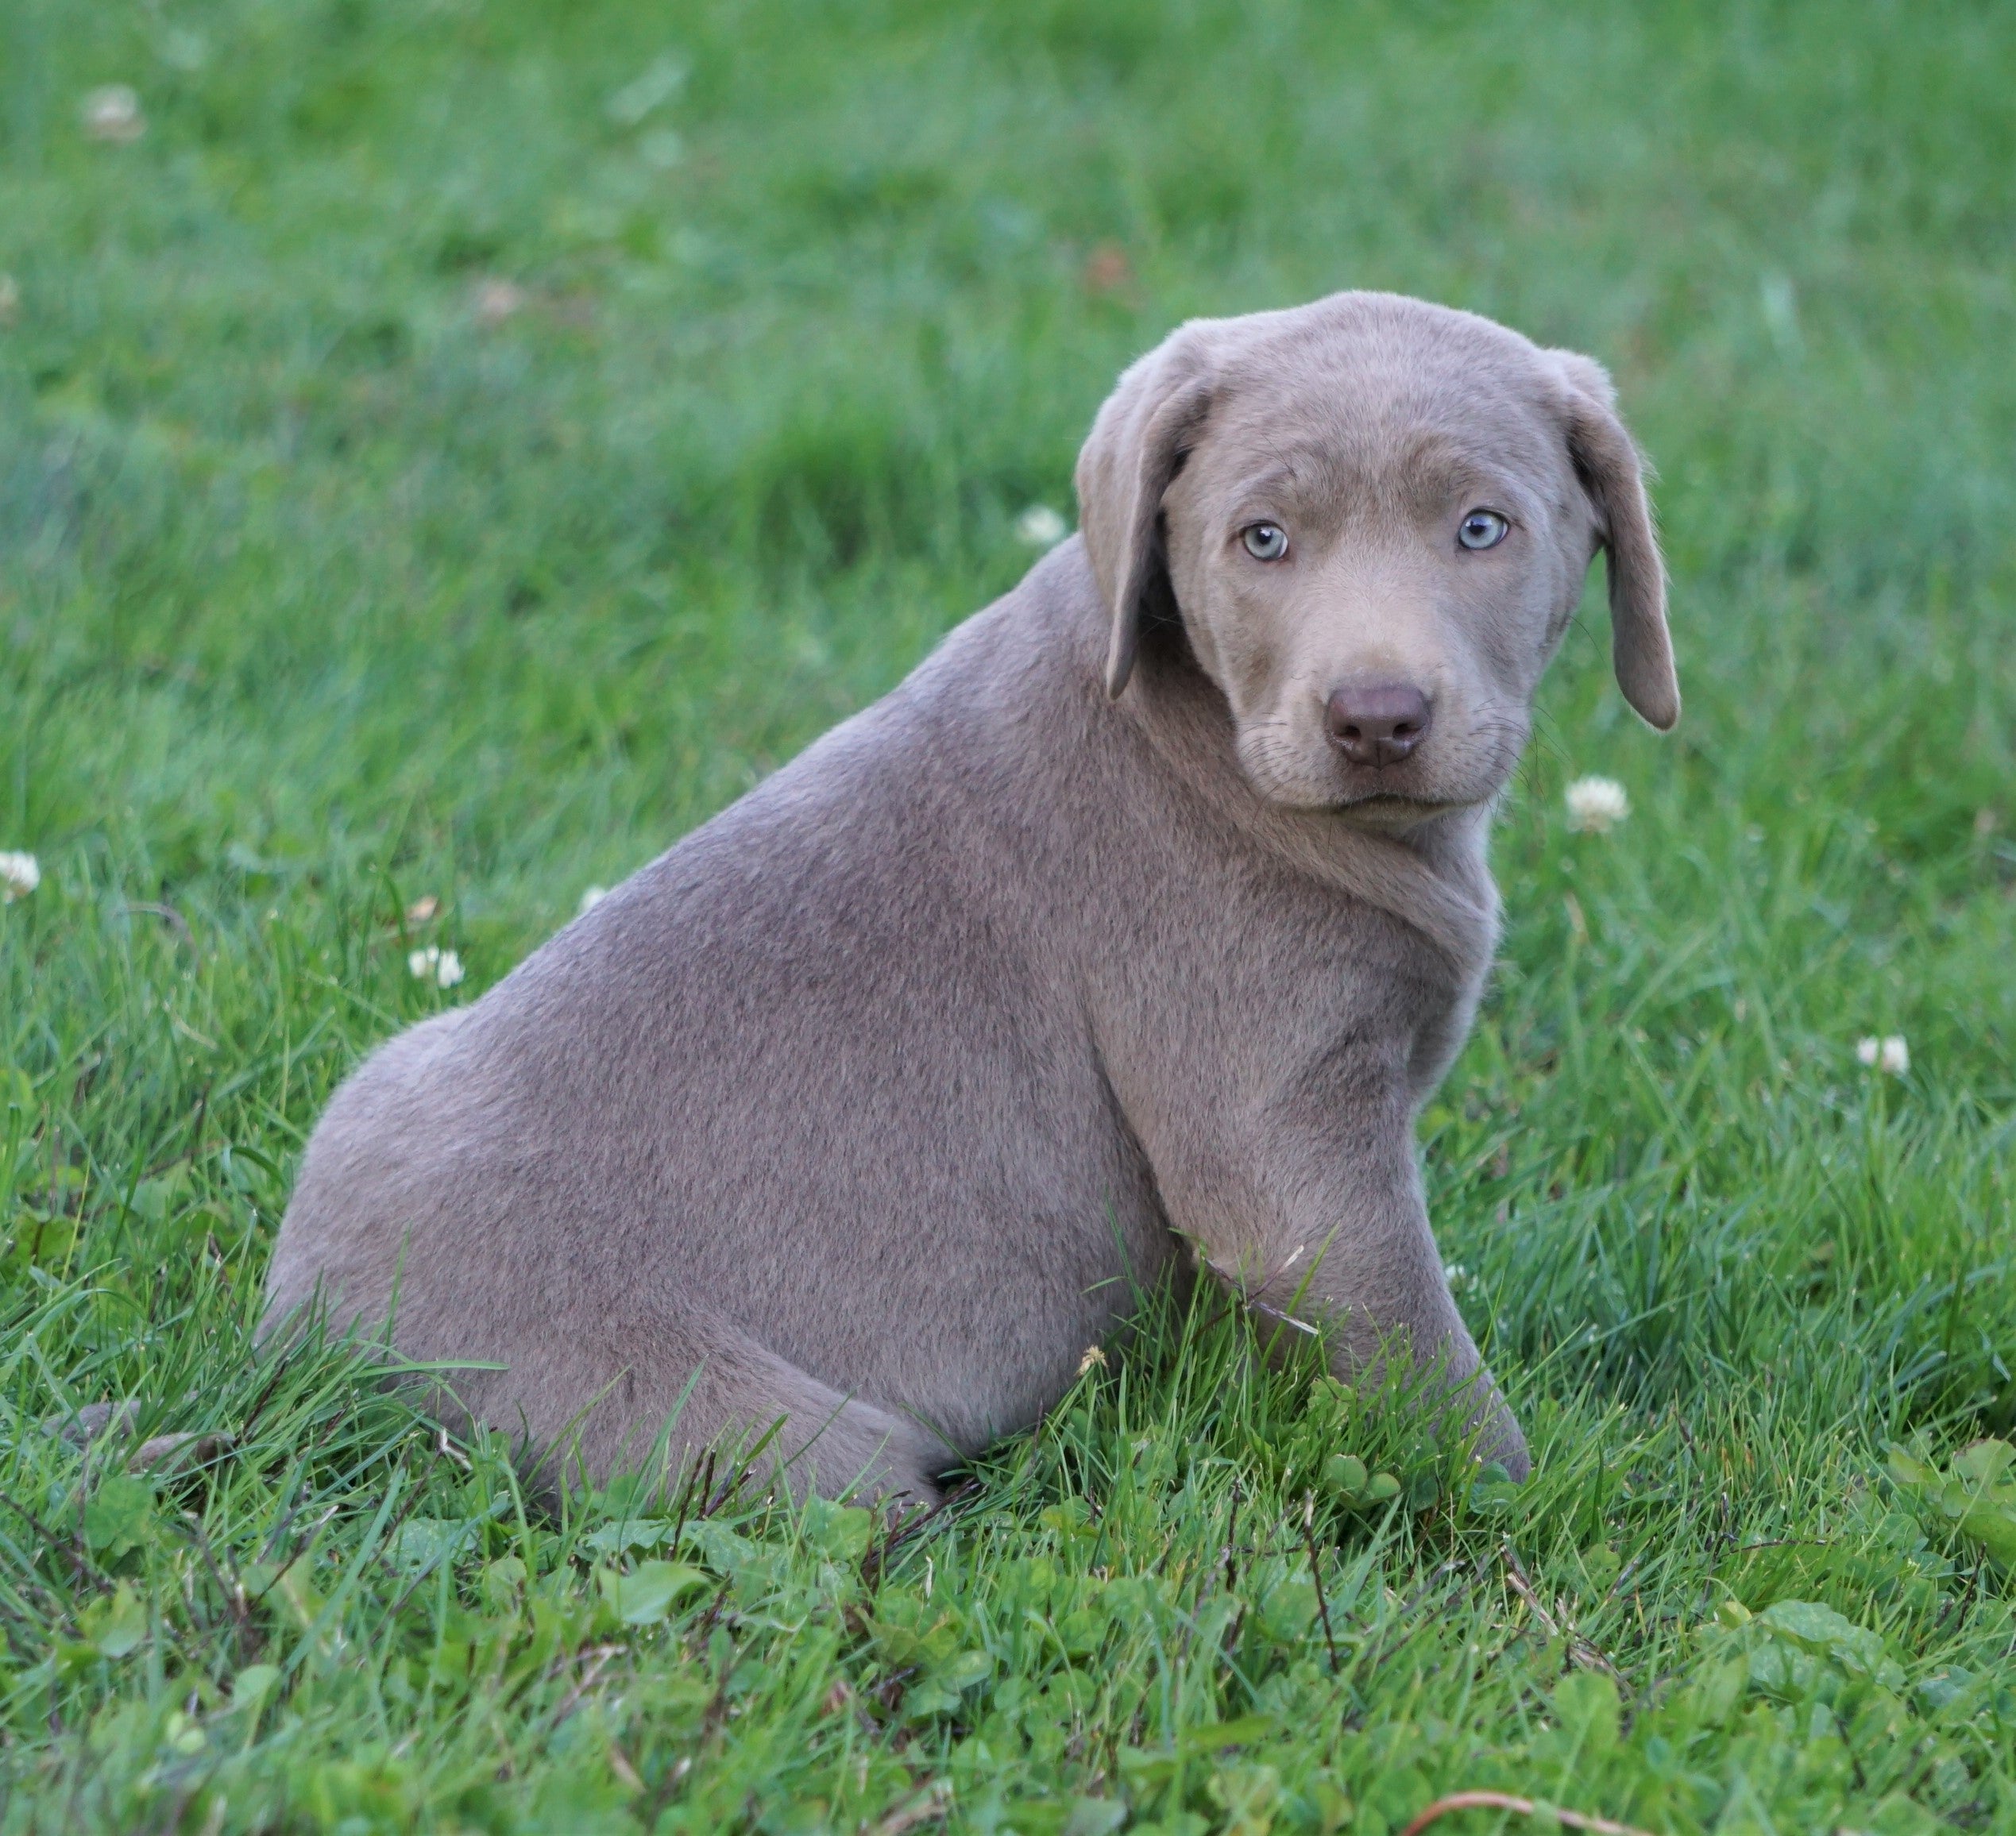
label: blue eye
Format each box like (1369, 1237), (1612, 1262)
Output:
(1458, 510), (1510, 550)
(1242, 523), (1289, 561)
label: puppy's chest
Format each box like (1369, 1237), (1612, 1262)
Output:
(1285, 899), (1483, 1082)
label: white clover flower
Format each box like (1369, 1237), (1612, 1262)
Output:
(0, 852), (39, 902)
(1564, 775), (1630, 834)
(1856, 1035), (1908, 1076)
(1075, 1344), (1106, 1377)
(473, 278), (527, 326)
(1442, 1262), (1470, 1290)
(1014, 504), (1068, 549)
(407, 946), (465, 989)
(577, 885), (608, 916)
(82, 86), (145, 143)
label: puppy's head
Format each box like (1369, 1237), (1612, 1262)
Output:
(1076, 291), (1678, 822)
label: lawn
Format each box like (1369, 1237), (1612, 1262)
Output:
(2, 0), (2015, 1828)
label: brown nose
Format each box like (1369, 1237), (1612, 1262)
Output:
(1325, 683), (1431, 768)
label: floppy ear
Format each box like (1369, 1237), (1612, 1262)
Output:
(1074, 329), (1215, 699)
(1551, 351), (1680, 731)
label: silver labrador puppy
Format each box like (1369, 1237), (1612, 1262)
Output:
(265, 291), (1678, 1500)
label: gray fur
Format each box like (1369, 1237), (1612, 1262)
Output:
(263, 290), (1677, 1502)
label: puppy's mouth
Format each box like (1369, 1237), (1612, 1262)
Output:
(1328, 788), (1469, 827)
(1337, 787), (1452, 810)
(1325, 750), (1470, 815)
(1246, 769), (1475, 824)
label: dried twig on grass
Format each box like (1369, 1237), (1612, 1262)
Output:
(549, 1643), (625, 1726)
(858, 1479), (978, 1592)
(120, 901), (194, 950)
(869, 1778), (954, 1835)
(1500, 1541), (1620, 1677)
(1301, 1494), (1339, 1672)
(1400, 1789), (1655, 1836)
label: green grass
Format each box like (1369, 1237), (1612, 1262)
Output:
(3, 0), (2016, 1828)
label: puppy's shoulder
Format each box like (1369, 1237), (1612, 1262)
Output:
(901, 536), (1111, 728)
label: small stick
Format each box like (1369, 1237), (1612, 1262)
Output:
(869, 1780), (954, 1836)
(1500, 1541), (1620, 1677)
(1301, 1494), (1338, 1673)
(1400, 1789), (1655, 1836)
(549, 1643), (624, 1726)
(1499, 1543), (1559, 1639)
(1223, 1481), (1242, 1592)
(0, 1488), (110, 1592)
(120, 901), (194, 950)
(859, 1479), (979, 1591)
(668, 1456), (701, 1556)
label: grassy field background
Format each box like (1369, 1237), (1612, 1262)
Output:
(3, 0), (2016, 1829)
